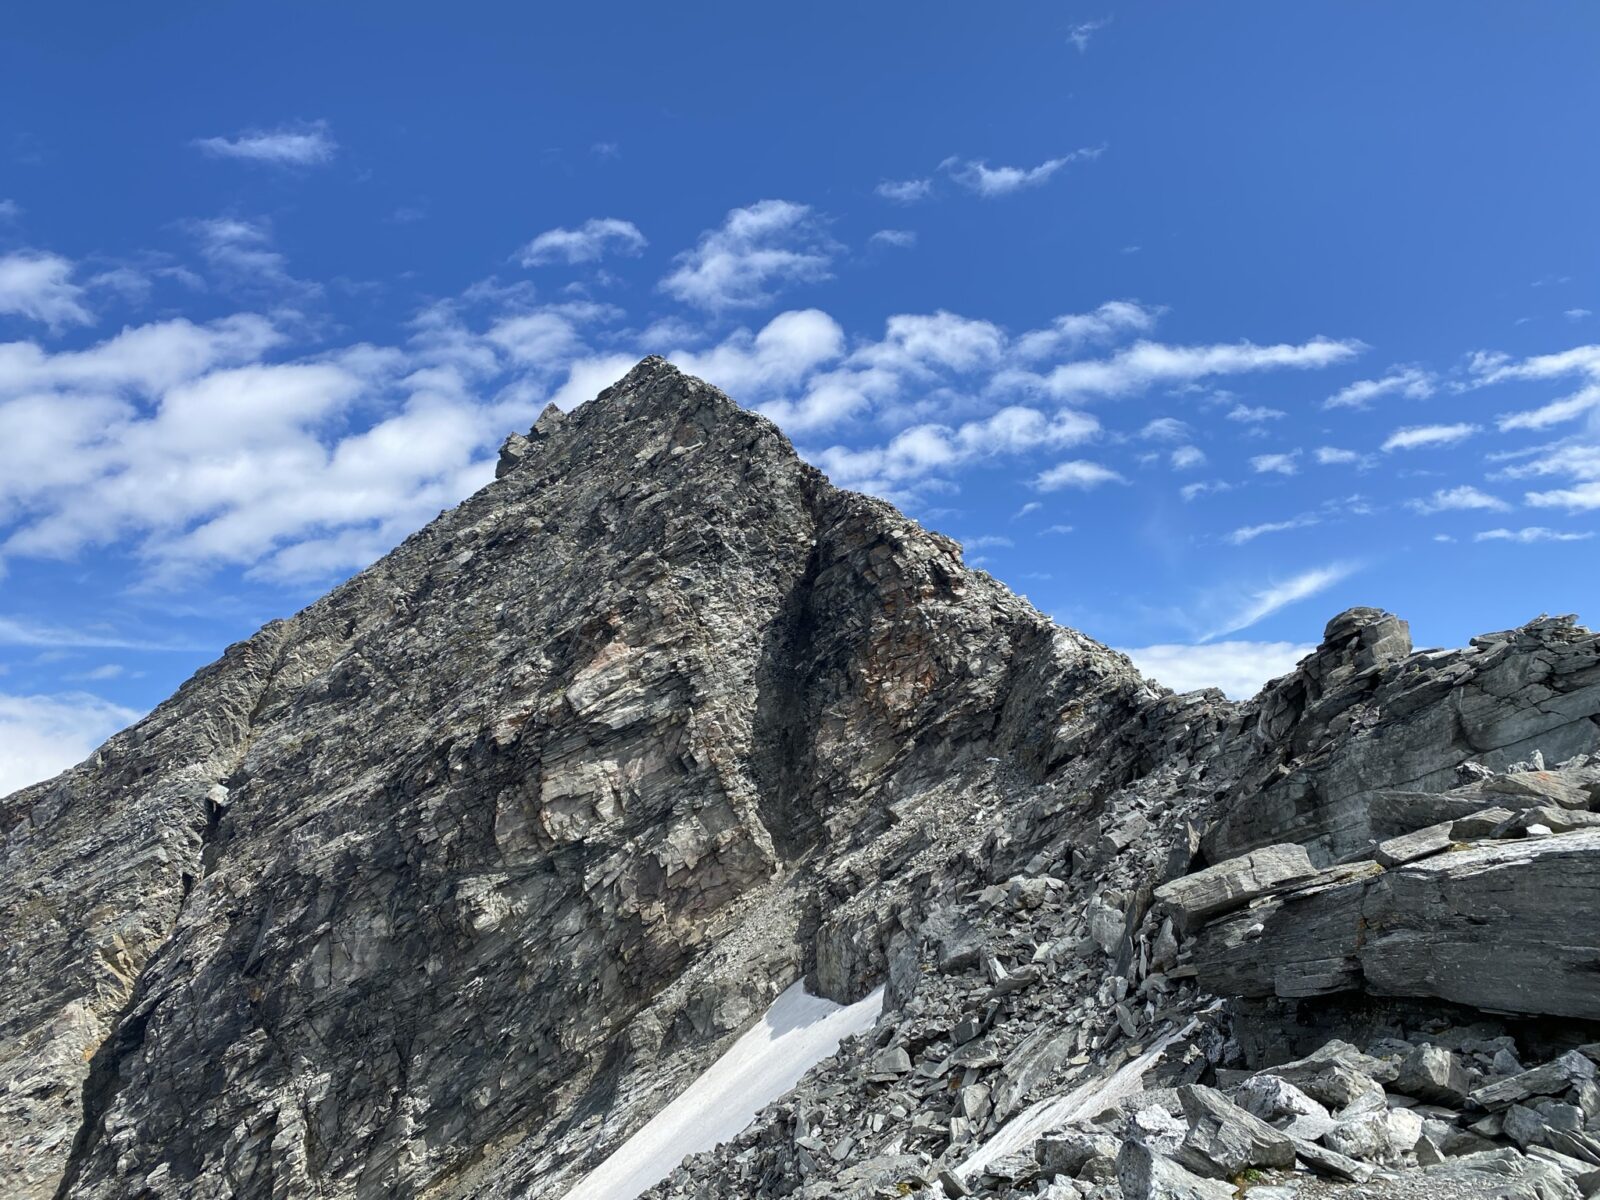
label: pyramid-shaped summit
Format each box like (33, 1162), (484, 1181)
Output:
(4, 360), (1600, 1200)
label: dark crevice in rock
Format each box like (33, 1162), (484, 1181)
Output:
(750, 536), (825, 864)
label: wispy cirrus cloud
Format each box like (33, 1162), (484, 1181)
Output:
(1203, 562), (1358, 641)
(1042, 336), (1362, 400)
(193, 120), (337, 166)
(1475, 526), (1592, 543)
(1067, 17), (1110, 52)
(1323, 365), (1435, 410)
(1382, 422), (1478, 452)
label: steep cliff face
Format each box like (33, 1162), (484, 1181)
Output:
(3, 359), (1598, 1200)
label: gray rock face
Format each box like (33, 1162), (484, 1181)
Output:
(3, 356), (1599, 1200)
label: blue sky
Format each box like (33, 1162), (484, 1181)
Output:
(3, 2), (1599, 790)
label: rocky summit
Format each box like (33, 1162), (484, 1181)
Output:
(3, 358), (1600, 1200)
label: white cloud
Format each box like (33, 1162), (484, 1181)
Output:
(1012, 300), (1160, 361)
(0, 199), (20, 222)
(1475, 526), (1592, 543)
(1493, 442), (1600, 482)
(1225, 514), (1318, 544)
(1042, 523), (1074, 534)
(959, 534), (1014, 550)
(676, 309), (846, 399)
(1323, 365), (1435, 410)
(1067, 17), (1110, 52)
(1407, 485), (1510, 515)
(1467, 343), (1600, 431)
(0, 251), (94, 330)
(1250, 451), (1300, 475)
(0, 691), (141, 796)
(193, 121), (337, 166)
(1044, 337), (1362, 400)
(869, 229), (916, 248)
(1140, 417), (1189, 441)
(1315, 446), (1361, 465)
(812, 407), (1098, 496)
(1566, 309), (1593, 321)
(1180, 480), (1232, 501)
(516, 218), (647, 266)
(876, 179), (932, 203)
(1524, 481), (1600, 512)
(1204, 562), (1357, 640)
(1498, 384), (1600, 432)
(187, 217), (317, 296)
(1013, 501), (1042, 518)
(1170, 445), (1205, 469)
(660, 200), (837, 310)
(1382, 423), (1479, 452)
(1120, 640), (1313, 700)
(943, 148), (1102, 197)
(1226, 403), (1287, 423)
(1034, 458), (1124, 491)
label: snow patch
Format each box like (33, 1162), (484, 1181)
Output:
(563, 982), (885, 1200)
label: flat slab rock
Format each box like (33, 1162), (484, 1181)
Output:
(1188, 829), (1600, 1020)
(1153, 843), (1317, 931)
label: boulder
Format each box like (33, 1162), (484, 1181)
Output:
(1172, 1084), (1296, 1178)
(1116, 1139), (1236, 1200)
(1394, 1044), (1472, 1106)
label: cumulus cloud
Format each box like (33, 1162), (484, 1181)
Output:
(1250, 451), (1300, 475)
(1204, 562), (1357, 641)
(1170, 445), (1205, 469)
(1475, 526), (1593, 542)
(193, 120), (337, 166)
(660, 200), (837, 310)
(1407, 485), (1510, 515)
(943, 148), (1103, 197)
(1323, 365), (1435, 410)
(0, 251), (94, 330)
(1382, 423), (1478, 452)
(0, 295), (634, 583)
(812, 407), (1099, 497)
(1012, 300), (1160, 361)
(1034, 458), (1124, 491)
(869, 229), (916, 248)
(1226, 404), (1286, 423)
(1524, 481), (1600, 512)
(516, 218), (646, 266)
(0, 691), (142, 796)
(876, 179), (932, 203)
(1120, 640), (1313, 699)
(1315, 446), (1361, 465)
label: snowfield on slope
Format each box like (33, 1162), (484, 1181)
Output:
(563, 982), (886, 1200)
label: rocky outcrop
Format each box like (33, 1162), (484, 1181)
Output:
(3, 357), (1599, 1200)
